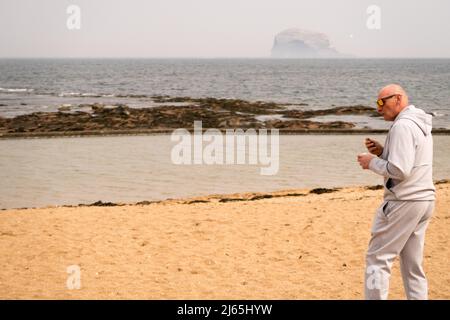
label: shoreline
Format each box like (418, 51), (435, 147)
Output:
(2, 128), (450, 139)
(3, 179), (448, 211)
(1, 180), (449, 299)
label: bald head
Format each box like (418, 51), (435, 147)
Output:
(378, 84), (409, 107)
(377, 84), (410, 121)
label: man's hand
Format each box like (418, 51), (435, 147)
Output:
(365, 138), (383, 156)
(357, 153), (375, 170)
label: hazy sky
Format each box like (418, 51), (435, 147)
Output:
(1, 0), (449, 58)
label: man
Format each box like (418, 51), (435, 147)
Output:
(357, 84), (436, 300)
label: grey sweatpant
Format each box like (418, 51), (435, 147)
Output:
(364, 200), (435, 300)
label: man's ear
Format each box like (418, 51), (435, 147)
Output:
(396, 95), (401, 107)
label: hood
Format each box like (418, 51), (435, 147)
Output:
(395, 105), (433, 136)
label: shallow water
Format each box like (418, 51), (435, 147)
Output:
(1, 58), (449, 128)
(1, 134), (449, 209)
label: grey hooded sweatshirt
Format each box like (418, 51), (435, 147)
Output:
(369, 105), (436, 201)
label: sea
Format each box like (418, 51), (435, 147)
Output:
(0, 58), (449, 209)
(1, 58), (449, 128)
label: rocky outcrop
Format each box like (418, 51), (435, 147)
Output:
(271, 28), (344, 58)
(0, 97), (382, 137)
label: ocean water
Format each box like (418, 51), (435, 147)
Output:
(0, 58), (449, 129)
(1, 59), (449, 209)
(1, 134), (450, 209)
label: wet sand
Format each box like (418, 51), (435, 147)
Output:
(0, 181), (449, 299)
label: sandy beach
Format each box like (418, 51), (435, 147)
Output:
(0, 180), (448, 300)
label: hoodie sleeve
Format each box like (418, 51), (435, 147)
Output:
(368, 122), (416, 180)
(368, 157), (406, 180)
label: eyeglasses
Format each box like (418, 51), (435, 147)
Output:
(377, 94), (398, 107)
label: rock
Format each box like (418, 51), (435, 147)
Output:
(58, 104), (71, 112)
(366, 185), (384, 190)
(271, 28), (347, 58)
(0, 97), (383, 135)
(266, 119), (355, 130)
(91, 103), (105, 112)
(282, 105), (378, 119)
(310, 188), (340, 194)
(135, 200), (159, 205)
(88, 200), (118, 207)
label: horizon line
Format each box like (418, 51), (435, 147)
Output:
(1, 56), (450, 59)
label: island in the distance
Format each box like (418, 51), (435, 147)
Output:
(271, 28), (348, 58)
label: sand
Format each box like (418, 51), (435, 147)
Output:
(0, 181), (449, 300)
